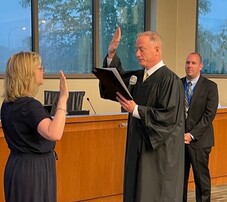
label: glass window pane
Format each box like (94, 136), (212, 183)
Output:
(38, 0), (93, 74)
(0, 0), (32, 73)
(197, 0), (227, 74)
(99, 0), (145, 70)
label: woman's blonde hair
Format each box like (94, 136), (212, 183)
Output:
(2, 51), (41, 102)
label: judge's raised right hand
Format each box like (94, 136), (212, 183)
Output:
(108, 27), (121, 59)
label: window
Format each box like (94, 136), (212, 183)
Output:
(0, 0), (32, 73)
(0, 0), (146, 76)
(38, 0), (93, 74)
(197, 0), (227, 75)
(99, 0), (144, 71)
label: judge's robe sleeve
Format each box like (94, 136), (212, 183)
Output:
(138, 74), (185, 150)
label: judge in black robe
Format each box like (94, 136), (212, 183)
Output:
(99, 28), (185, 202)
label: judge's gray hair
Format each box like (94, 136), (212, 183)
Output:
(137, 31), (163, 47)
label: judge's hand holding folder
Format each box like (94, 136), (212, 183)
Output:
(93, 67), (133, 101)
(93, 66), (136, 113)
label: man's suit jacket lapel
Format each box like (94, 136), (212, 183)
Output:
(189, 76), (204, 107)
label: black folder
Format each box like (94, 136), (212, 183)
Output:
(93, 67), (132, 101)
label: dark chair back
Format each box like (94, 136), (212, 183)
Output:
(44, 90), (85, 115)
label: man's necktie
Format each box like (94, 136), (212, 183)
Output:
(143, 71), (149, 82)
(185, 81), (192, 119)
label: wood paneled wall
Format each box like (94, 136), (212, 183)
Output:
(188, 108), (227, 189)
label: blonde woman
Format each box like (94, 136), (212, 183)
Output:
(1, 51), (68, 202)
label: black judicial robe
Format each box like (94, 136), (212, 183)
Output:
(100, 55), (185, 202)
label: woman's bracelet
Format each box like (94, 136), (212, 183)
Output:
(55, 107), (68, 115)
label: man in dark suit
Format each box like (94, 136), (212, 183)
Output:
(182, 52), (219, 202)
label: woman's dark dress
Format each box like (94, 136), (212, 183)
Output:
(1, 97), (56, 202)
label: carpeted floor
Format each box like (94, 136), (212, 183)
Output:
(187, 184), (227, 201)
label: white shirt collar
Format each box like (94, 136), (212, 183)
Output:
(145, 60), (165, 76)
(186, 75), (200, 85)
